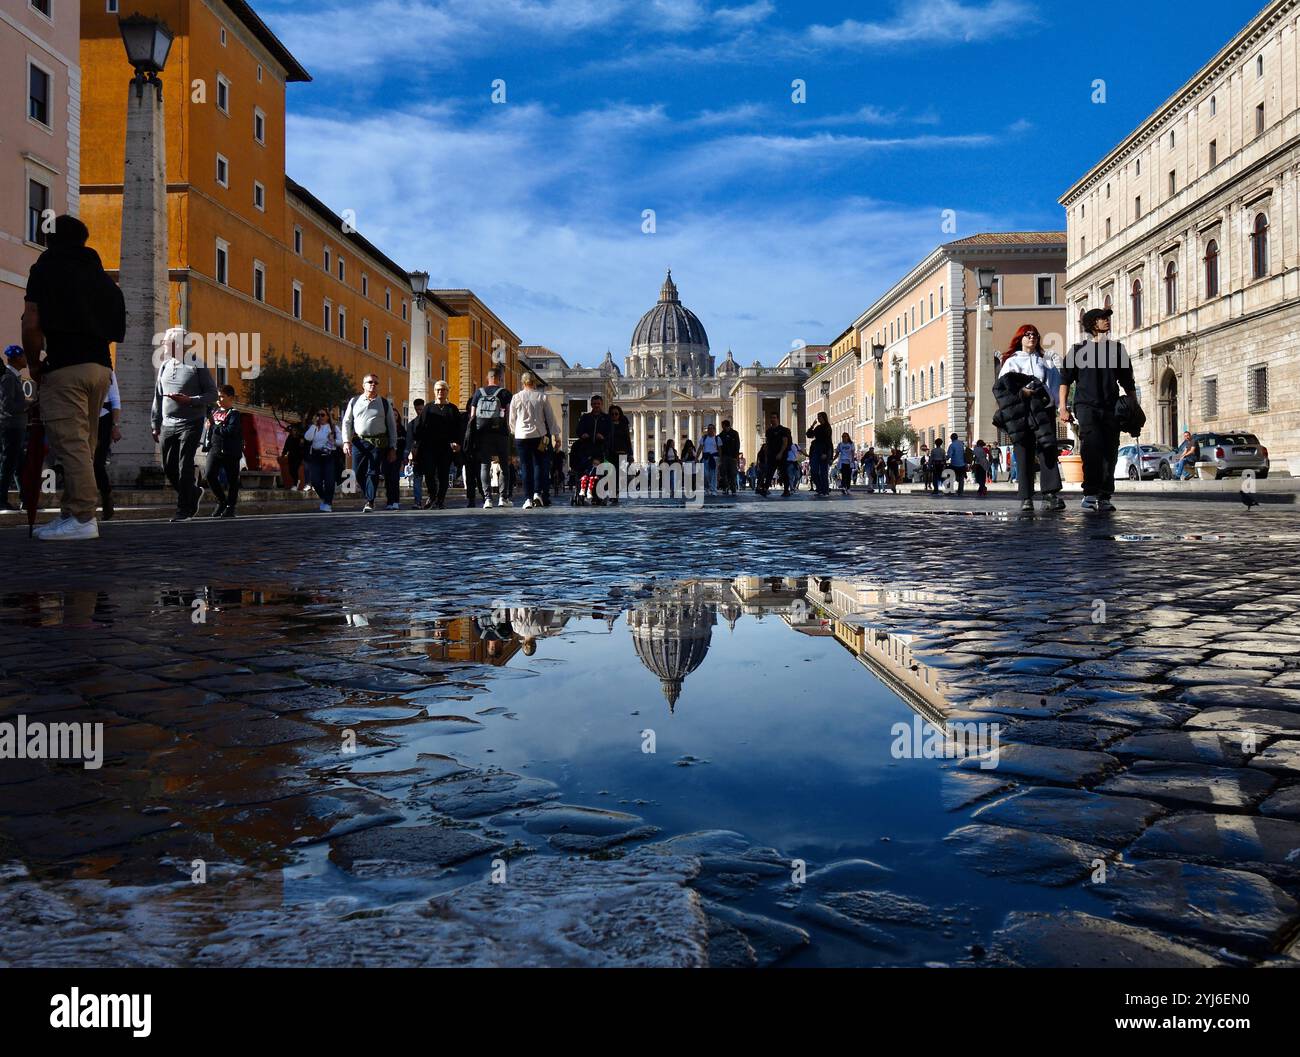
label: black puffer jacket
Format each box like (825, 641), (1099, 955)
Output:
(992, 370), (1058, 453)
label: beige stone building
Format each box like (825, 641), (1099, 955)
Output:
(1061, 0), (1300, 469)
(1, 0), (80, 331)
(808, 234), (1066, 454)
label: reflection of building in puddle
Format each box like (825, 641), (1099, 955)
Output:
(628, 580), (730, 711)
(404, 616), (523, 667)
(0, 591), (114, 628)
(804, 579), (954, 730)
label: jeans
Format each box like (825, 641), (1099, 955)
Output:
(306, 452), (336, 504)
(973, 464), (987, 494)
(1075, 404), (1121, 499)
(1014, 441), (1063, 501)
(1175, 456), (1196, 480)
(204, 451), (242, 511)
(352, 438), (387, 504)
(412, 469), (423, 505)
(160, 420), (204, 517)
(0, 424), (24, 505)
(839, 464), (853, 491)
(718, 455), (737, 494)
(950, 465), (966, 495)
(810, 447), (830, 495)
(518, 437), (548, 500)
(702, 454), (718, 493)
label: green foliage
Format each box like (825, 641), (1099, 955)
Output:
(248, 345), (354, 427)
(875, 417), (918, 451)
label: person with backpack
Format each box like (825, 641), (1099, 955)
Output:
(467, 365), (513, 508)
(341, 373), (398, 513)
(972, 439), (991, 497)
(304, 407), (339, 511)
(153, 331), (219, 523)
(407, 399), (425, 507)
(201, 385), (244, 518)
(927, 443), (946, 495)
(718, 419), (741, 496)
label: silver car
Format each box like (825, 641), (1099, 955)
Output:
(1192, 432), (1271, 479)
(1117, 443), (1175, 480)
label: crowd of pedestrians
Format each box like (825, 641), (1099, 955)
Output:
(7, 216), (1157, 540)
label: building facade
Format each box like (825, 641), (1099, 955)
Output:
(1061, 0), (1300, 470)
(841, 233), (1066, 453)
(529, 272), (804, 463)
(79, 0), (422, 417)
(2, 0), (81, 330)
(432, 289), (523, 410)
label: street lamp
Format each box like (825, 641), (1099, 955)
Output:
(871, 343), (887, 440)
(113, 12), (174, 486)
(976, 266), (997, 298)
(119, 14), (174, 96)
(972, 265), (998, 447)
(409, 269), (429, 309)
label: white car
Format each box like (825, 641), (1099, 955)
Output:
(1116, 443), (1175, 480)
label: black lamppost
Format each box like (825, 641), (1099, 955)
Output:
(119, 13), (174, 98)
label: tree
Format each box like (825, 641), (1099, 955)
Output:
(247, 345), (355, 427)
(875, 417), (918, 451)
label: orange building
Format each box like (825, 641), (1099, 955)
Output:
(432, 289), (523, 407)
(79, 0), (421, 414)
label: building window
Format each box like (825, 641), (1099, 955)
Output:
(216, 75), (230, 115)
(293, 226), (302, 255)
(1251, 213), (1269, 279)
(1106, 182), (1111, 198)
(928, 365), (935, 398)
(254, 108), (266, 145)
(1103, 292), (1113, 310)
(252, 261), (265, 302)
(1204, 239), (1220, 297)
(253, 180), (265, 211)
(1169, 130), (1175, 148)
(939, 361), (945, 393)
(1257, 54), (1264, 78)
(1164, 260), (1178, 315)
(28, 62), (51, 126)
(323, 301), (332, 332)
(1131, 278), (1143, 328)
(1036, 276), (1054, 306)
(1248, 364), (1269, 412)
(1136, 158), (1141, 176)
(215, 239), (229, 285)
(402, 300), (408, 322)
(939, 286), (944, 312)
(402, 342), (408, 367)
(1209, 139), (1217, 168)
(385, 288), (391, 310)
(26, 178), (50, 246)
(1168, 170), (1177, 196)
(216, 153), (229, 187)
(219, 26), (227, 46)
(1134, 195), (1142, 220)
(1081, 236), (1087, 256)
(323, 246), (331, 272)
(292, 282), (302, 319)
(1210, 95), (1216, 116)
(1203, 377), (1218, 419)
(1256, 103), (1265, 136)
(361, 274), (369, 297)
(30, 0), (52, 14)
(107, 0), (120, 11)
(338, 258), (345, 282)
(929, 292), (935, 316)
(385, 335), (392, 361)
(1081, 202), (1086, 219)
(338, 307), (347, 341)
(257, 64), (263, 82)
(362, 322), (370, 351)
(1105, 217), (1112, 239)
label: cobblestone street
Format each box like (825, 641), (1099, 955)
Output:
(2, 493), (1300, 967)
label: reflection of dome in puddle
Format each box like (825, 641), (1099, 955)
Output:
(627, 584), (720, 710)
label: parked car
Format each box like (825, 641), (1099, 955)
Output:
(1116, 443), (1176, 480)
(1191, 431), (1270, 479)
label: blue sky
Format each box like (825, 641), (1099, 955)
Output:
(259, 0), (1264, 364)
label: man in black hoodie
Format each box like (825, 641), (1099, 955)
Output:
(1059, 308), (1137, 513)
(23, 216), (124, 542)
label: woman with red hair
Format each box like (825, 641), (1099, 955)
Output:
(992, 324), (1065, 515)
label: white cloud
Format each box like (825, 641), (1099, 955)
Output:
(804, 0), (1037, 48)
(285, 104), (1023, 362)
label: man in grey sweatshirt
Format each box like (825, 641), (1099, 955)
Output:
(342, 374), (398, 511)
(151, 348), (218, 521)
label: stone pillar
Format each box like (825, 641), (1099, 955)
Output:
(115, 76), (170, 486)
(690, 412), (700, 441)
(409, 301), (428, 407)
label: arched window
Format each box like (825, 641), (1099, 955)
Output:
(1252, 213), (1270, 279)
(1131, 278), (1144, 329)
(909, 374), (915, 405)
(1103, 292), (1113, 310)
(929, 365), (935, 398)
(1204, 239), (1220, 297)
(939, 361), (945, 393)
(1165, 260), (1178, 316)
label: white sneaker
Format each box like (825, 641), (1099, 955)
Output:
(532, 493), (543, 505)
(36, 515), (98, 542)
(523, 499), (534, 510)
(483, 499), (493, 509)
(363, 503), (373, 513)
(33, 515), (72, 539)
(497, 497), (508, 507)
(319, 503), (333, 512)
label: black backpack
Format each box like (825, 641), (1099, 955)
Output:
(474, 386), (508, 432)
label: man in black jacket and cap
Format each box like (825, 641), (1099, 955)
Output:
(1059, 307), (1137, 513)
(23, 215), (124, 541)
